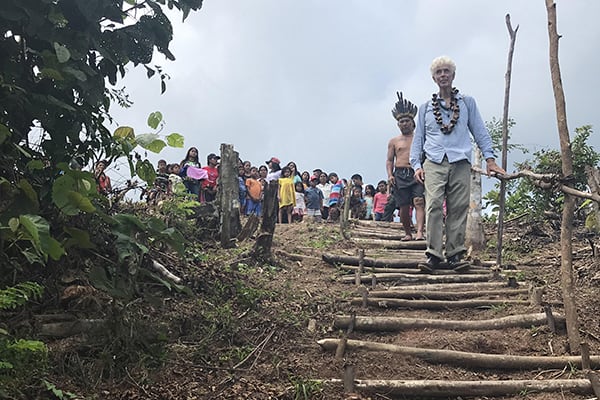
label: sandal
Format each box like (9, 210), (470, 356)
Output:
(401, 234), (413, 242)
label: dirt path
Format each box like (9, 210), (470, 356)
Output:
(270, 220), (600, 399)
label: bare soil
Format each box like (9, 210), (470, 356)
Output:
(46, 219), (600, 399)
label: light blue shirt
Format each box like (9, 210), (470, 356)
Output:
(410, 92), (495, 170)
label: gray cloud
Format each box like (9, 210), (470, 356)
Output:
(108, 0), (600, 190)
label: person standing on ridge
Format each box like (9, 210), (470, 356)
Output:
(410, 56), (505, 272)
(386, 92), (425, 241)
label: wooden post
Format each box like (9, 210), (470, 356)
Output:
(544, 304), (556, 333)
(219, 144), (241, 248)
(496, 14), (519, 267)
(250, 180), (278, 263)
(343, 364), (355, 393)
(545, 0), (581, 354)
(335, 336), (347, 360)
(581, 342), (591, 371)
(341, 181), (351, 240)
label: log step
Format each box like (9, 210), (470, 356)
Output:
(327, 377), (592, 397)
(318, 338), (600, 370)
(333, 313), (564, 332)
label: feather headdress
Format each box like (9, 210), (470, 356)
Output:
(391, 91), (417, 121)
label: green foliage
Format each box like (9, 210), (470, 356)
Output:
(0, 282), (43, 310)
(484, 125), (600, 219)
(0, 283), (48, 396)
(0, 0), (201, 270)
(290, 376), (323, 400)
(485, 117), (528, 156)
(42, 380), (78, 400)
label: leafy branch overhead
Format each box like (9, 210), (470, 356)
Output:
(0, 0), (201, 269)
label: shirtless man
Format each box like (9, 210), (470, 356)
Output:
(386, 92), (425, 241)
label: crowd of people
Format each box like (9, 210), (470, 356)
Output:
(136, 147), (402, 225)
(96, 56), (506, 273)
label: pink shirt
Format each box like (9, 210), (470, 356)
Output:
(373, 192), (388, 214)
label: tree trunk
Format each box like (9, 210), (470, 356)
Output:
(318, 338), (600, 371)
(497, 14), (519, 267)
(333, 312), (563, 332)
(250, 180), (278, 263)
(545, 0), (581, 354)
(466, 147), (485, 250)
(219, 144), (241, 248)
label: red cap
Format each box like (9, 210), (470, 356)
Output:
(266, 157), (281, 165)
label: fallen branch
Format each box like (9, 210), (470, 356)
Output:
(151, 259), (182, 284)
(333, 313), (565, 332)
(323, 253), (422, 268)
(365, 287), (529, 300)
(351, 237), (427, 250)
(349, 297), (529, 309)
(326, 378), (592, 397)
(38, 319), (106, 338)
(384, 281), (513, 291)
(341, 273), (494, 285)
(318, 338), (600, 370)
(339, 265), (494, 275)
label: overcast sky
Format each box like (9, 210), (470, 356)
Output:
(108, 0), (600, 191)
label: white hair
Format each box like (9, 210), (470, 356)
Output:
(430, 56), (456, 76)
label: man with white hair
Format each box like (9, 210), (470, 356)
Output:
(410, 56), (505, 272)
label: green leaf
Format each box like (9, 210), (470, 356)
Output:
(8, 217), (19, 232)
(40, 68), (64, 80)
(136, 133), (166, 153)
(66, 191), (96, 213)
(64, 227), (96, 249)
(114, 126), (135, 141)
(52, 175), (95, 215)
(135, 159), (156, 184)
(53, 42), (70, 63)
(26, 159), (45, 170)
(0, 123), (10, 144)
(19, 214), (45, 249)
(40, 235), (65, 261)
(147, 111), (163, 129)
(166, 133), (184, 148)
(17, 179), (39, 210)
(63, 66), (87, 81)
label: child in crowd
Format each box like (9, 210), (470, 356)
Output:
(278, 166), (295, 223)
(363, 184), (375, 220)
(179, 147), (201, 196)
(373, 180), (389, 221)
(238, 163), (247, 214)
(350, 174), (364, 192)
(200, 153), (219, 202)
(168, 164), (184, 194)
(327, 172), (344, 222)
(287, 161), (302, 184)
(304, 175), (324, 223)
(148, 159), (170, 203)
(292, 181), (307, 222)
(349, 185), (366, 219)
(317, 172), (332, 221)
(95, 160), (111, 195)
(266, 157), (282, 183)
(245, 167), (262, 216)
(301, 171), (310, 188)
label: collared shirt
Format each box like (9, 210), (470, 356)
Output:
(410, 92), (495, 170)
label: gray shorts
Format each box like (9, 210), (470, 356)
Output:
(393, 167), (424, 207)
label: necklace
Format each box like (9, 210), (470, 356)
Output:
(432, 87), (460, 134)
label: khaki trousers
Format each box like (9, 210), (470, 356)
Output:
(423, 157), (470, 260)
